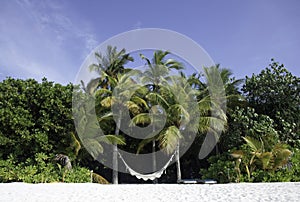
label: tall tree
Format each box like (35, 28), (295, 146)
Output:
(88, 46), (134, 184)
(136, 73), (227, 182)
(202, 65), (244, 154)
(242, 59), (300, 148)
(139, 50), (183, 182)
(0, 78), (76, 163)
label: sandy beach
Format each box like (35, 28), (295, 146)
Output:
(0, 182), (299, 202)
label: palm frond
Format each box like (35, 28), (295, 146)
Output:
(158, 126), (182, 155)
(70, 132), (81, 157)
(146, 92), (169, 107)
(168, 104), (190, 124)
(136, 135), (157, 154)
(243, 136), (263, 153)
(125, 100), (141, 115)
(82, 139), (104, 159)
(85, 78), (101, 95)
(101, 96), (114, 108)
(97, 135), (126, 145)
(140, 53), (152, 67)
(154, 50), (170, 65)
(272, 145), (292, 170)
(259, 152), (272, 170)
(95, 88), (112, 97)
(131, 96), (149, 110)
(130, 113), (151, 126)
(97, 112), (113, 122)
(164, 59), (184, 70)
(198, 116), (227, 133)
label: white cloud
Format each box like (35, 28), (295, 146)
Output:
(16, 0), (98, 53)
(0, 0), (99, 84)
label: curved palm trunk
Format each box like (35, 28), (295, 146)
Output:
(113, 110), (122, 184)
(176, 141), (181, 182)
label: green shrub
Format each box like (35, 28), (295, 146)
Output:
(0, 153), (92, 183)
(63, 166), (91, 183)
(251, 148), (300, 182)
(289, 149), (300, 181)
(203, 149), (300, 183)
(200, 153), (238, 183)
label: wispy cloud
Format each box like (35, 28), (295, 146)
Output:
(16, 0), (99, 55)
(0, 0), (98, 84)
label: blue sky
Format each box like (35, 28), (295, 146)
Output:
(1, 0), (299, 84)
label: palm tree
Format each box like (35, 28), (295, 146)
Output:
(135, 72), (227, 182)
(199, 66), (245, 155)
(88, 46), (134, 184)
(202, 65), (244, 109)
(140, 50), (183, 89)
(135, 55), (228, 182)
(139, 50), (183, 182)
(160, 76), (196, 182)
(89, 45), (133, 87)
(231, 136), (292, 182)
(134, 76), (187, 181)
(95, 71), (150, 184)
(75, 81), (125, 150)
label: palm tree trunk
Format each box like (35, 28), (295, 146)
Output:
(112, 111), (122, 184)
(152, 121), (158, 183)
(112, 143), (118, 184)
(176, 141), (181, 182)
(152, 139), (158, 183)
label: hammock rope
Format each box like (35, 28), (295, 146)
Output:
(118, 151), (177, 181)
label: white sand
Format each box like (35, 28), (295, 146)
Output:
(0, 182), (299, 202)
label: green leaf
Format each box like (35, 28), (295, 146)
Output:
(243, 136), (263, 153)
(97, 135), (126, 145)
(158, 126), (182, 155)
(259, 152), (272, 170)
(131, 113), (151, 126)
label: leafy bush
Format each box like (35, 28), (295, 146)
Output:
(200, 153), (238, 183)
(203, 144), (299, 183)
(231, 136), (292, 182)
(242, 60), (300, 148)
(0, 153), (92, 183)
(219, 107), (279, 153)
(250, 148), (300, 182)
(0, 153), (58, 183)
(0, 78), (111, 184)
(62, 166), (91, 183)
(0, 78), (76, 162)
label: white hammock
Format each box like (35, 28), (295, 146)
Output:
(118, 151), (177, 181)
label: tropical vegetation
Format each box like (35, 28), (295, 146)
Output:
(0, 46), (299, 184)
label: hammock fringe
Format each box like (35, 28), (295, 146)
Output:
(118, 151), (177, 181)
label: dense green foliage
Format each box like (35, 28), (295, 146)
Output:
(0, 78), (74, 160)
(0, 78), (107, 183)
(219, 107), (278, 153)
(202, 148), (300, 183)
(0, 52), (299, 184)
(203, 59), (300, 183)
(0, 152), (91, 183)
(242, 59), (300, 147)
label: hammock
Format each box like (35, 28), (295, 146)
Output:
(118, 151), (177, 181)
